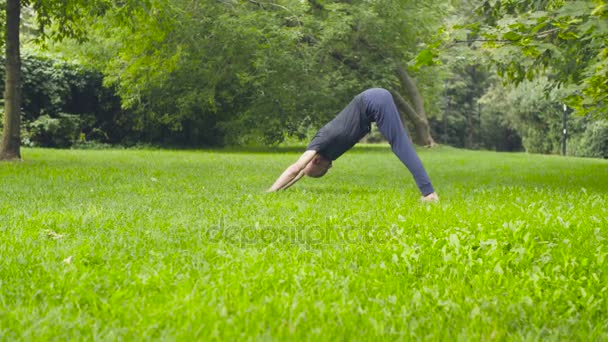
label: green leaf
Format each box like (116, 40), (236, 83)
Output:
(557, 31), (580, 40)
(503, 31), (522, 41)
(531, 22), (548, 34)
(591, 4), (606, 17)
(414, 48), (437, 69)
(557, 1), (594, 17)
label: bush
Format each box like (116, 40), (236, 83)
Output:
(570, 120), (608, 158)
(521, 127), (556, 154)
(71, 139), (114, 150)
(28, 113), (83, 148)
(359, 125), (386, 143)
(0, 54), (129, 147)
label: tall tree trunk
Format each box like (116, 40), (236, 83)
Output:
(1, 0), (22, 161)
(394, 65), (436, 146)
(465, 107), (473, 149)
(391, 91), (434, 146)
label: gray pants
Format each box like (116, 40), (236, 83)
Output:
(361, 88), (434, 196)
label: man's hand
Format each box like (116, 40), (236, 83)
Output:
(421, 192), (439, 203)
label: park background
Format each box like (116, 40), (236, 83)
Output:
(0, 0), (606, 157)
(1, 0), (607, 340)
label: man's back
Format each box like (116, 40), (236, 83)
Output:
(307, 94), (370, 160)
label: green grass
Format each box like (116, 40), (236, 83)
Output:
(1, 146), (607, 341)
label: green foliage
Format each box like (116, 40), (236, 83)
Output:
(56, 0), (445, 146)
(0, 1), (5, 47)
(0, 53), (127, 145)
(1, 147), (607, 339)
(468, 75), (606, 157)
(70, 139), (114, 150)
(22, 0), (146, 43)
(479, 78), (584, 154)
(471, 0), (608, 117)
(70, 0), (315, 145)
(17, 55), (96, 118)
(441, 62), (494, 149)
(570, 119), (608, 158)
(477, 104), (522, 152)
(27, 113), (83, 147)
(415, 0), (608, 154)
(14, 0), (599, 152)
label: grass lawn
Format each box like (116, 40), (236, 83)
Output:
(1, 146), (607, 340)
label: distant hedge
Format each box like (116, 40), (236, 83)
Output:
(0, 54), (133, 147)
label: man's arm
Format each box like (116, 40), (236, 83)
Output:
(267, 150), (317, 192)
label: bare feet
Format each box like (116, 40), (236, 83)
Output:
(421, 192), (439, 203)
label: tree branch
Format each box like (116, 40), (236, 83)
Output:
(396, 65), (427, 119)
(246, 0), (302, 26)
(390, 90), (423, 125)
(450, 28), (561, 46)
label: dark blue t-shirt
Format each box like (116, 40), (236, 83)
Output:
(307, 94), (370, 160)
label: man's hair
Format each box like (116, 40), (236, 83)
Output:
(306, 154), (331, 178)
(307, 167), (329, 178)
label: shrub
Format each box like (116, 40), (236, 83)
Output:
(0, 54), (129, 147)
(521, 127), (556, 154)
(570, 120), (608, 158)
(28, 113), (83, 148)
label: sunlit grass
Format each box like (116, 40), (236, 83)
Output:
(1, 146), (607, 340)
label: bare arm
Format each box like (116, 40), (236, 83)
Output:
(267, 150), (317, 192)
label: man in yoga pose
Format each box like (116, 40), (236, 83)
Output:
(267, 88), (439, 202)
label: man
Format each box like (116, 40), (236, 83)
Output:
(267, 88), (439, 202)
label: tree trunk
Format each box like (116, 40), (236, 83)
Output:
(1, 0), (22, 161)
(391, 91), (434, 146)
(394, 65), (436, 146)
(465, 107), (473, 149)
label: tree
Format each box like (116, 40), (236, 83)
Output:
(479, 77), (584, 154)
(410, 0), (607, 153)
(304, 0), (447, 146)
(57, 0), (318, 146)
(438, 61), (494, 149)
(58, 0), (446, 147)
(392, 67), (436, 146)
(1, 0), (21, 160)
(0, 0), (141, 160)
(470, 0), (607, 117)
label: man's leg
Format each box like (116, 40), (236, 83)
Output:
(365, 89), (435, 196)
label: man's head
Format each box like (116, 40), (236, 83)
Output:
(304, 154), (332, 178)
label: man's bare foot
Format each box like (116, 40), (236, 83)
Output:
(421, 192), (439, 203)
